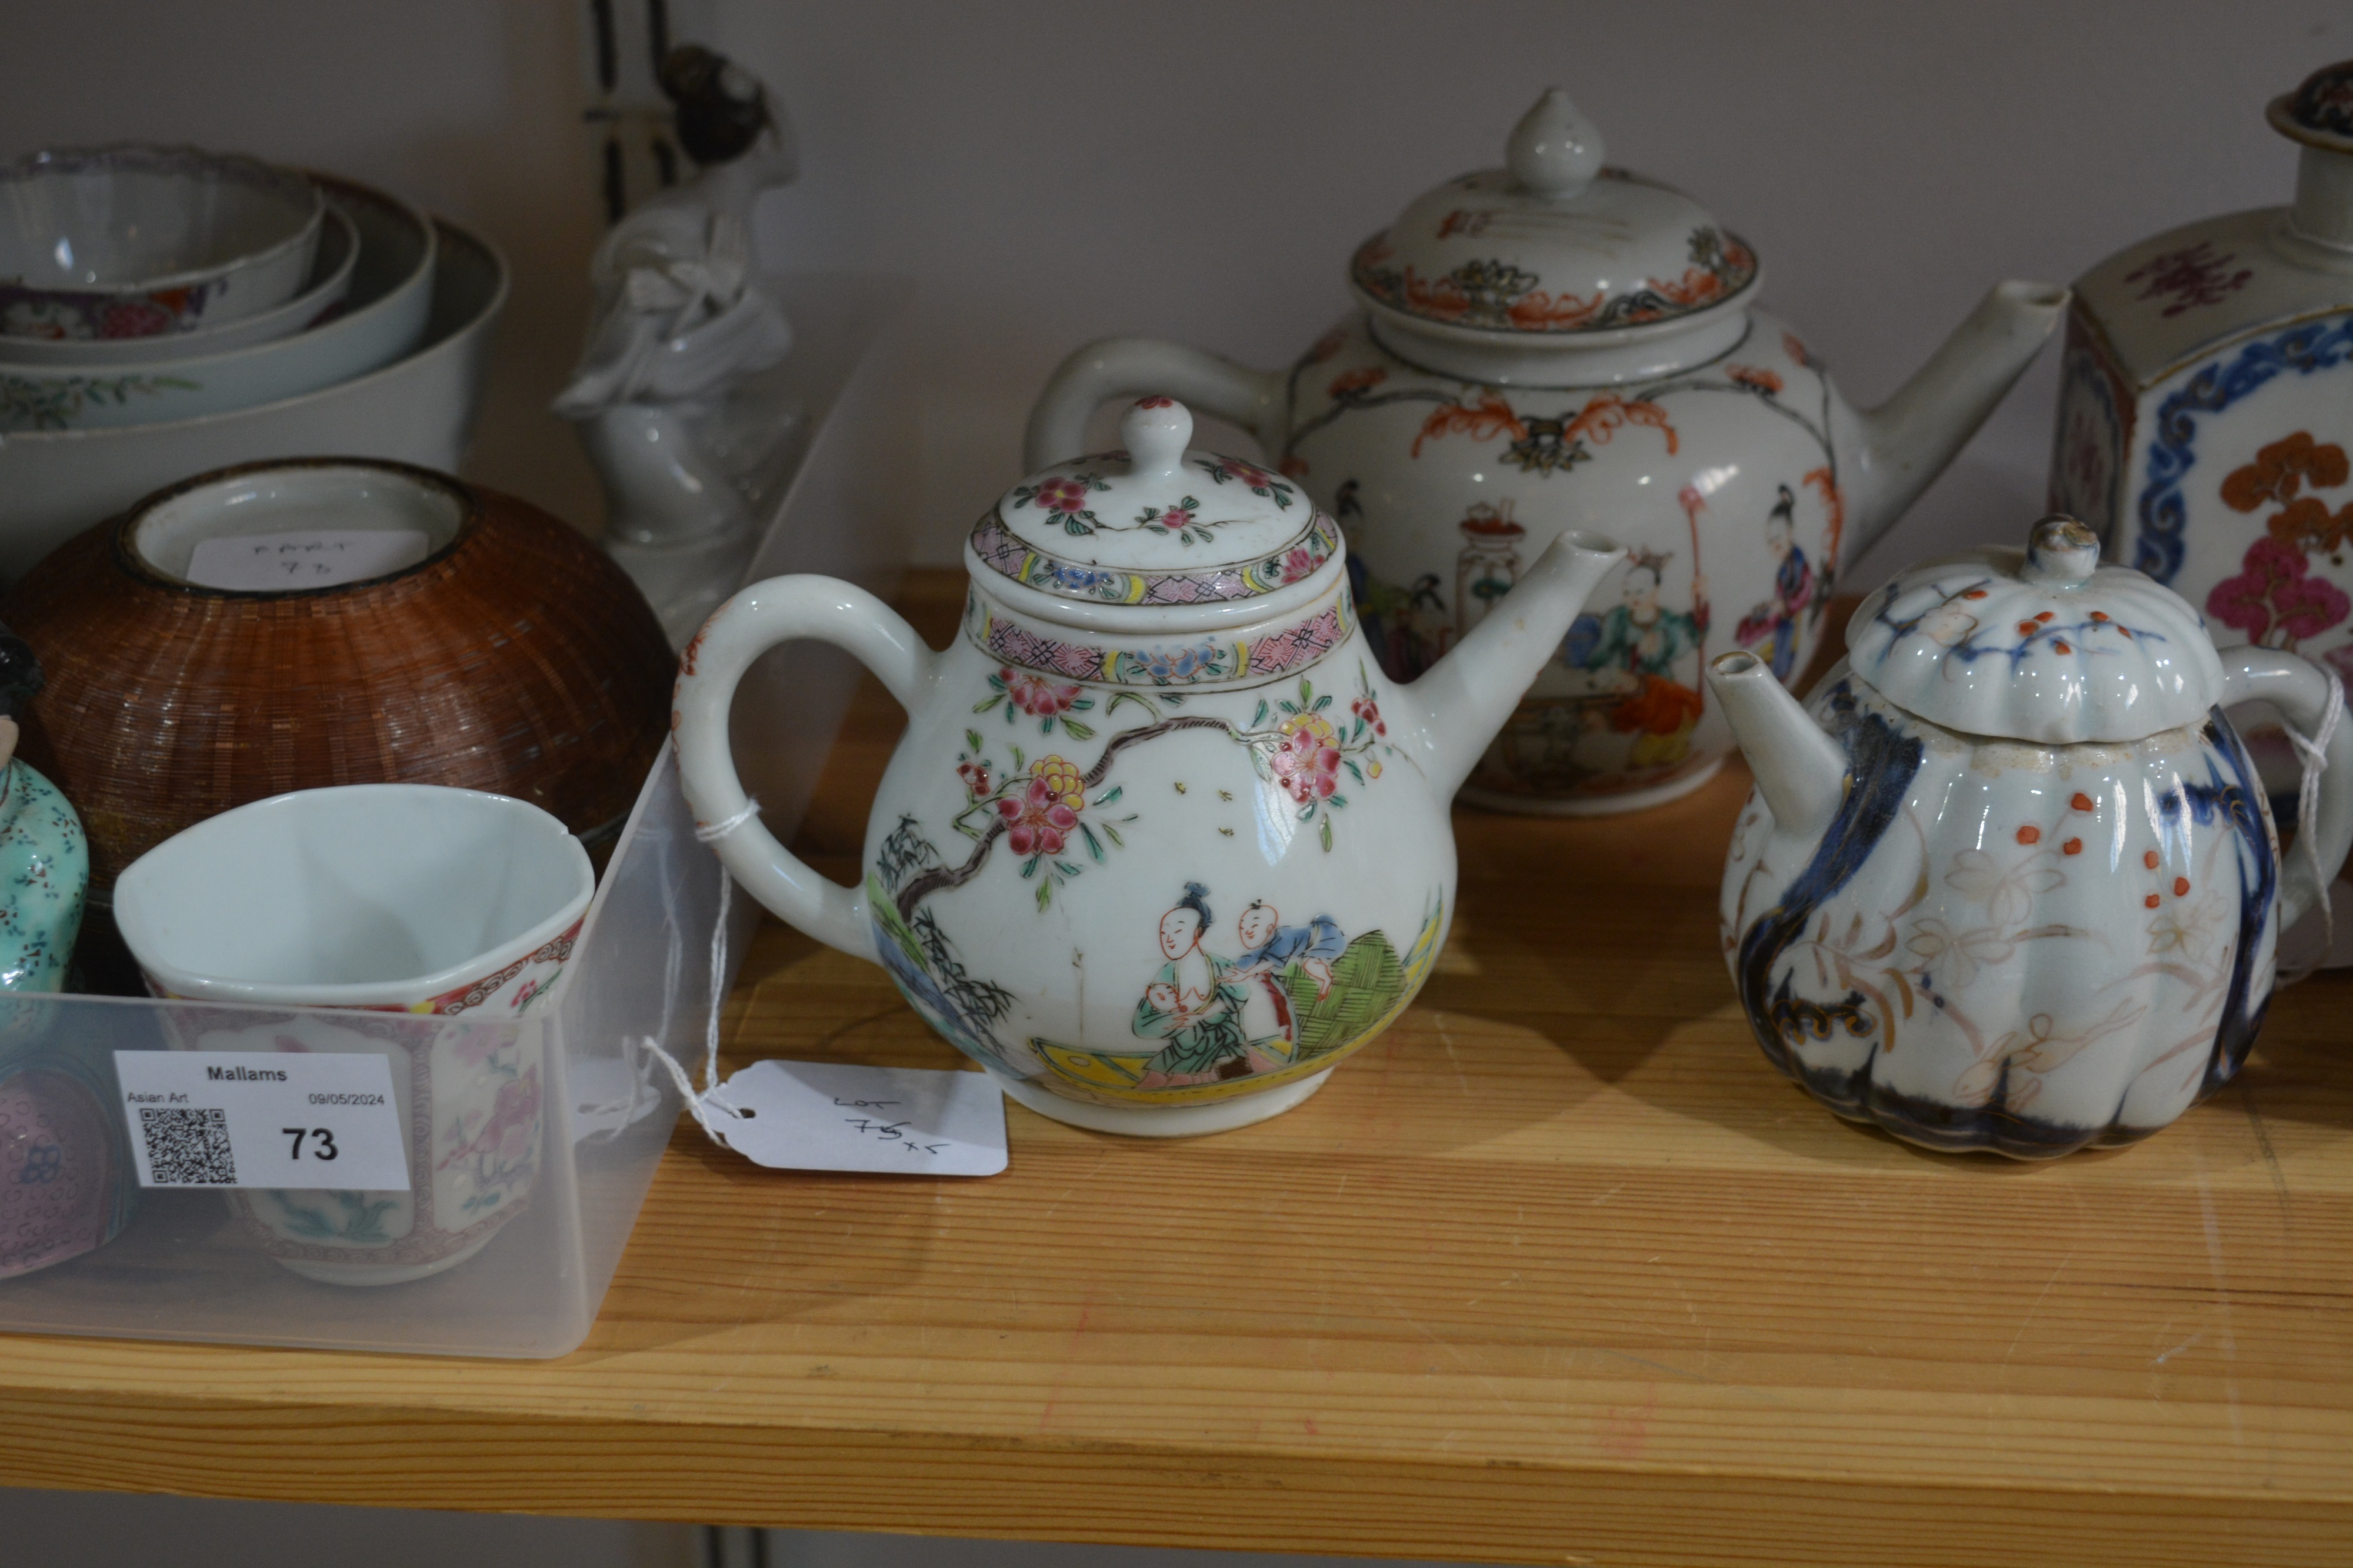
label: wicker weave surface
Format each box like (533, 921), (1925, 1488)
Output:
(1, 460), (674, 892)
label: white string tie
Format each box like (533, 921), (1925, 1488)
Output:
(2280, 663), (2343, 987)
(694, 797), (762, 843)
(638, 864), (746, 1145)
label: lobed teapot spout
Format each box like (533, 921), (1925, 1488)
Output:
(1846, 280), (2070, 563)
(1400, 532), (1624, 799)
(1705, 650), (1848, 840)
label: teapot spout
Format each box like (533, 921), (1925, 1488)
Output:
(1705, 651), (1848, 841)
(1847, 280), (2069, 563)
(1400, 531), (1624, 799)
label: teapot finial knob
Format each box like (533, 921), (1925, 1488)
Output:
(1507, 88), (1605, 199)
(2023, 514), (2102, 586)
(1122, 396), (1191, 481)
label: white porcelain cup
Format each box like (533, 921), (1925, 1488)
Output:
(114, 785), (595, 1285)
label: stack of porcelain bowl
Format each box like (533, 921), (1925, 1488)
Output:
(0, 145), (509, 584)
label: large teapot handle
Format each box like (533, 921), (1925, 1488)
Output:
(1025, 338), (1285, 471)
(672, 576), (941, 962)
(2221, 646), (2353, 932)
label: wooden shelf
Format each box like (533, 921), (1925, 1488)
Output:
(1, 571), (2346, 1567)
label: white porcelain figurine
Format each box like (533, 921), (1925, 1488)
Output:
(1028, 88), (2067, 816)
(556, 45), (798, 645)
(673, 398), (1623, 1136)
(1709, 514), (2353, 1158)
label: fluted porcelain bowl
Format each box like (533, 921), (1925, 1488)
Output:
(0, 176), (431, 433)
(0, 203), (356, 368)
(0, 146), (324, 340)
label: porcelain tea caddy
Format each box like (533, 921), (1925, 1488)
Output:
(2051, 58), (2353, 702)
(675, 397), (1623, 1135)
(1709, 515), (2353, 1158)
(1027, 89), (2067, 816)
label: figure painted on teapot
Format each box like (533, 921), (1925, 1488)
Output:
(674, 397), (1624, 1136)
(1709, 515), (2353, 1159)
(2052, 60), (2353, 706)
(1029, 88), (2067, 815)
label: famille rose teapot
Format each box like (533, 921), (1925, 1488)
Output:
(673, 398), (1623, 1136)
(1709, 515), (2352, 1159)
(1028, 88), (2067, 816)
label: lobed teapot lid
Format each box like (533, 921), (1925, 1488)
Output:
(1845, 515), (2227, 745)
(970, 397), (1339, 608)
(1347, 88), (1760, 345)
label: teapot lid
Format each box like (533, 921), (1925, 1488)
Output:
(971, 398), (1339, 607)
(1845, 516), (2225, 745)
(2268, 57), (2353, 152)
(1348, 88), (1759, 343)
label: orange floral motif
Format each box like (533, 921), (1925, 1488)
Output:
(2220, 432), (2353, 552)
(1327, 365), (1387, 398)
(2269, 496), (2353, 551)
(1504, 288), (1611, 331)
(1728, 365), (1784, 394)
(1411, 395), (1527, 456)
(2221, 432), (2348, 512)
(1559, 393), (1678, 457)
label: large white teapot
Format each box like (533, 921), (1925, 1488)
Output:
(674, 398), (1622, 1136)
(1029, 89), (2067, 816)
(1709, 515), (2353, 1158)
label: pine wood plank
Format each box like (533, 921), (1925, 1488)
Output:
(0, 572), (2345, 1566)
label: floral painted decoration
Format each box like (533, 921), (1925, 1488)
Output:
(1, 371), (199, 433)
(975, 664), (1097, 739)
(2205, 432), (2353, 652)
(1351, 223), (1757, 336)
(1196, 453), (1296, 509)
(1008, 472), (1113, 535)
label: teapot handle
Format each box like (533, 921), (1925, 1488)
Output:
(1025, 337), (1285, 472)
(671, 575), (941, 962)
(2220, 646), (2353, 933)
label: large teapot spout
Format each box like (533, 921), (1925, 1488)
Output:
(1846, 280), (2069, 563)
(1705, 651), (1848, 840)
(1399, 531), (1624, 799)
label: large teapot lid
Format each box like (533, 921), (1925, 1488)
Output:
(1845, 516), (2225, 745)
(971, 398), (1339, 607)
(1348, 88), (1759, 343)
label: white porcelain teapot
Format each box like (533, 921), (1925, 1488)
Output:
(1709, 515), (2352, 1158)
(673, 398), (1623, 1136)
(1028, 89), (2067, 816)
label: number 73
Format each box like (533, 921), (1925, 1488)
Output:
(282, 1126), (340, 1160)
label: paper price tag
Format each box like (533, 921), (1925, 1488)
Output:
(708, 1060), (1008, 1176)
(114, 1050), (411, 1190)
(185, 529), (430, 590)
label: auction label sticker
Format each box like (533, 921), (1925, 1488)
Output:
(114, 1051), (411, 1190)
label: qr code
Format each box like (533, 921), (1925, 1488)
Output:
(140, 1106), (237, 1185)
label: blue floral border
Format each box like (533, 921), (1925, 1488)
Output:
(2132, 315), (2353, 583)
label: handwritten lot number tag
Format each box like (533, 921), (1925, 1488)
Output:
(704, 1059), (1008, 1176)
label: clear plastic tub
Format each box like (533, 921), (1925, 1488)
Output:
(0, 746), (753, 1357)
(0, 271), (912, 1357)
